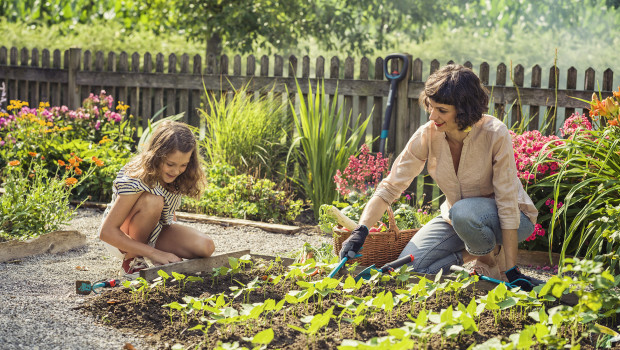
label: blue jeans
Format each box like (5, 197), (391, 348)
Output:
(398, 197), (535, 274)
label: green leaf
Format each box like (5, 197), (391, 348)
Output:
(252, 328), (274, 345)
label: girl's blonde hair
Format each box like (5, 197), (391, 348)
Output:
(125, 120), (206, 198)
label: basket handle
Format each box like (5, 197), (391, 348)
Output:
(386, 206), (400, 235)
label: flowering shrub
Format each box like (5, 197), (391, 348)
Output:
(0, 153), (100, 240)
(0, 91), (135, 201)
(588, 87), (620, 126)
(334, 144), (389, 197)
(560, 112), (593, 138)
(510, 130), (563, 185)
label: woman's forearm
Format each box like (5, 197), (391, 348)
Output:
(358, 196), (390, 228)
(501, 228), (518, 269)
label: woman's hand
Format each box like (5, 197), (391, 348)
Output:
(149, 250), (182, 266)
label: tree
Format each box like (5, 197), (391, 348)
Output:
(156, 0), (457, 58)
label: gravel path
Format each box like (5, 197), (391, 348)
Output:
(0, 208), (330, 350)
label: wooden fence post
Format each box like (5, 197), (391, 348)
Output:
(395, 53), (413, 158)
(67, 48), (81, 110)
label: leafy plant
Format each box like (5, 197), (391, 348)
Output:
(0, 154), (97, 240)
(182, 163), (304, 224)
(199, 82), (291, 180)
(287, 79), (371, 219)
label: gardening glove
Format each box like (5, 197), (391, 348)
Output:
(339, 225), (369, 260)
(505, 266), (544, 292)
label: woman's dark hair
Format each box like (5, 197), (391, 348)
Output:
(419, 64), (489, 130)
(125, 120), (206, 198)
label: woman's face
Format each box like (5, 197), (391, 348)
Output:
(159, 150), (192, 184)
(428, 99), (459, 133)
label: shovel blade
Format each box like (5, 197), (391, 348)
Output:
(76, 280), (93, 295)
(354, 265), (377, 282)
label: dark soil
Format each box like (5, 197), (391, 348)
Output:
(82, 260), (618, 350)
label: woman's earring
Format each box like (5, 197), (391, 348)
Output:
(463, 126), (472, 133)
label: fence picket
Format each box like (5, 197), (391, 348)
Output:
(495, 63), (507, 119)
(118, 52), (129, 110)
(358, 57), (369, 149)
(189, 54), (201, 128)
(31, 48), (40, 104)
(178, 54), (190, 124)
(511, 64), (524, 127)
(52, 49), (61, 106)
(153, 53), (164, 120)
(545, 66), (559, 134)
(233, 55), (241, 76)
(41, 49), (50, 103)
(565, 67), (577, 118)
(603, 68), (613, 91)
(166, 53), (177, 116)
(344, 57), (354, 135)
(372, 57), (383, 153)
(529, 65), (542, 130)
(141, 52), (153, 128)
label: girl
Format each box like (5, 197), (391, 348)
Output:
(340, 64), (543, 291)
(99, 120), (215, 274)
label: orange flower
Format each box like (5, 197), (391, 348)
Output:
(41, 156), (45, 160)
(65, 177), (78, 186)
(8, 160), (20, 166)
(29, 173), (35, 178)
(68, 158), (76, 165)
(28, 152), (37, 157)
(92, 156), (105, 167)
(75, 167), (83, 175)
(57, 160), (66, 166)
(609, 119), (619, 126)
(614, 87), (620, 99)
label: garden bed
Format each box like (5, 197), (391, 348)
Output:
(82, 254), (619, 350)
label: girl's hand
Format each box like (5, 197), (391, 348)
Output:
(149, 251), (182, 266)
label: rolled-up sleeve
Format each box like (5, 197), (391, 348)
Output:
(374, 127), (428, 204)
(491, 126), (521, 229)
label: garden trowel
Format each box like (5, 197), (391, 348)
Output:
(450, 265), (518, 289)
(354, 254), (415, 282)
(76, 278), (120, 295)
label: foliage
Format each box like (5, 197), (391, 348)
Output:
(529, 113), (620, 269)
(0, 93), (135, 202)
(287, 79), (370, 219)
(0, 154), (98, 240)
(199, 82), (291, 181)
(181, 163), (303, 224)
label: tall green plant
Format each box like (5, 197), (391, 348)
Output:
(199, 82), (291, 180)
(529, 126), (620, 272)
(287, 79), (370, 219)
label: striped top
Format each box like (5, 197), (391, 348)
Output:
(103, 167), (182, 237)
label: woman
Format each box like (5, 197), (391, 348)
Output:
(340, 64), (542, 291)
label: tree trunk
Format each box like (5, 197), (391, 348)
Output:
(206, 33), (222, 74)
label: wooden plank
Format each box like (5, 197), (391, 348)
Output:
(395, 54), (412, 158)
(510, 64), (524, 127)
(423, 61), (440, 207)
(129, 52), (140, 133)
(358, 56), (369, 148)
(41, 49), (50, 102)
(372, 57), (383, 153)
(602, 68), (613, 91)
(315, 56), (324, 78)
(406, 58), (423, 199)
(141, 52), (153, 129)
(67, 48), (81, 110)
(565, 66), (577, 118)
(329, 56), (339, 110)
(106, 51), (116, 100)
(343, 56), (354, 136)
(233, 55), (241, 75)
(287, 55), (297, 139)
(19, 48), (28, 103)
(544, 66), (559, 135)
(51, 49), (61, 106)
(117, 51), (129, 108)
(529, 65), (542, 130)
(178, 54), (190, 123)
(31, 48), (40, 105)
(175, 211), (301, 234)
(81, 50), (92, 102)
(494, 63), (507, 119)
(249, 254), (296, 267)
(479, 62), (489, 85)
(153, 53), (164, 120)
(140, 250), (251, 281)
(188, 54), (201, 128)
(165, 53), (177, 116)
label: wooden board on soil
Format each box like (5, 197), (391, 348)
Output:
(0, 230), (86, 263)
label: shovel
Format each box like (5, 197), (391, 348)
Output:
(379, 54), (410, 156)
(449, 265), (518, 289)
(76, 278), (120, 295)
(328, 252), (363, 279)
(354, 254), (414, 282)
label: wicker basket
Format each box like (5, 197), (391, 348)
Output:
(332, 207), (420, 267)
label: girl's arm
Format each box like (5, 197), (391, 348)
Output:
(99, 193), (181, 265)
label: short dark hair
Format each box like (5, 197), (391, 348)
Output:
(419, 64), (489, 130)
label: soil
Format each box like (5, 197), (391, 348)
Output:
(82, 259), (619, 350)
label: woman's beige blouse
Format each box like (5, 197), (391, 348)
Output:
(374, 114), (538, 230)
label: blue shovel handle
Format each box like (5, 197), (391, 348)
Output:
(328, 254), (362, 278)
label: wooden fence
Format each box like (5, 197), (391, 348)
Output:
(0, 46), (616, 205)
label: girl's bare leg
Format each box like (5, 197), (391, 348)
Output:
(119, 192), (164, 260)
(155, 223), (215, 259)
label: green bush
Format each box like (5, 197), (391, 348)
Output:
(199, 82), (292, 181)
(0, 156), (94, 240)
(181, 163), (304, 224)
